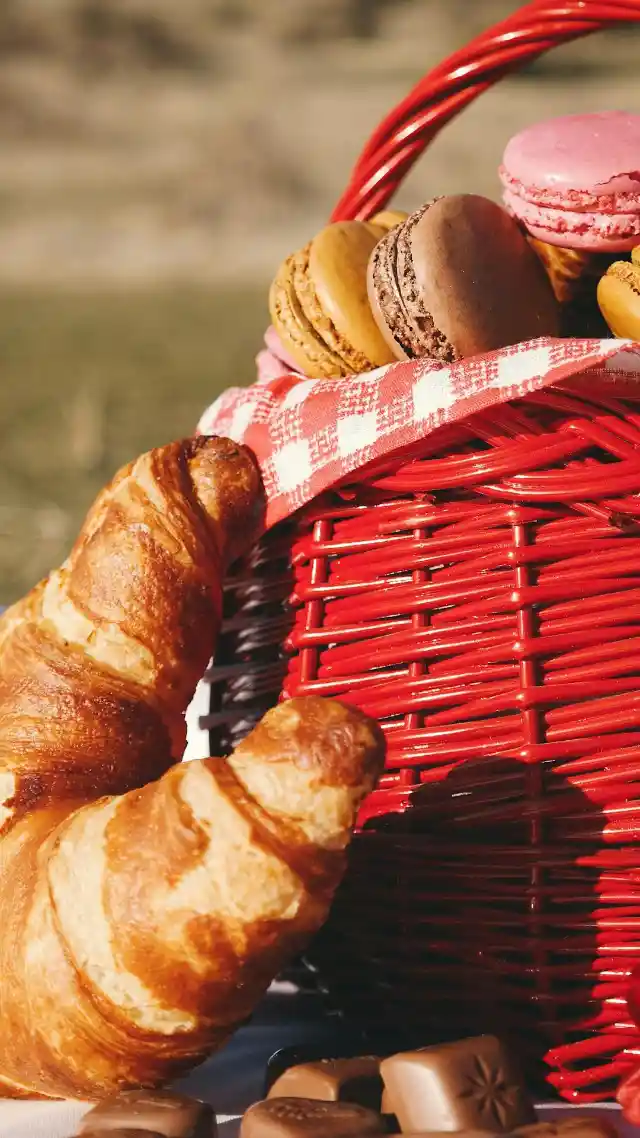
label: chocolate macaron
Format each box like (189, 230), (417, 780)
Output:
(269, 216), (404, 380)
(367, 194), (560, 363)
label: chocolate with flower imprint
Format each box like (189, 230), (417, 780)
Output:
(380, 1035), (535, 1134)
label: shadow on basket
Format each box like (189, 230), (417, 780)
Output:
(308, 755), (630, 1102)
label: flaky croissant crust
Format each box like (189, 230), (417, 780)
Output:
(0, 435), (264, 825)
(0, 435), (385, 1100)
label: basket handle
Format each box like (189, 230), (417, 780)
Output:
(331, 0), (640, 222)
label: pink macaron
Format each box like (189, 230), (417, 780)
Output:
(256, 325), (304, 383)
(499, 111), (640, 251)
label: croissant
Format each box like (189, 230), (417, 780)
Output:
(0, 435), (386, 1100)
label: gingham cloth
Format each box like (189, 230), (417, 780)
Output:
(197, 337), (640, 528)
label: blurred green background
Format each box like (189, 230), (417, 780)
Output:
(1, 0), (638, 601)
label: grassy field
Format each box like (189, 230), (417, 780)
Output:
(0, 286), (267, 603)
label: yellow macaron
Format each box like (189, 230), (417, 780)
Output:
(367, 209), (409, 236)
(597, 253), (640, 338)
(269, 216), (405, 380)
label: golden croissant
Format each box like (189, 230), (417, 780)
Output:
(0, 435), (385, 1101)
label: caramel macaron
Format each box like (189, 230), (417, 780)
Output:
(367, 209), (408, 236)
(269, 219), (401, 380)
(527, 237), (614, 305)
(597, 253), (640, 338)
(527, 237), (616, 335)
(367, 194), (560, 364)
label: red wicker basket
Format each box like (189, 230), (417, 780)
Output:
(205, 0), (640, 1104)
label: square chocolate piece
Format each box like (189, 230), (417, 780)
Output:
(391, 1131), (499, 1138)
(81, 1131), (166, 1138)
(267, 1057), (382, 1110)
(512, 1120), (618, 1138)
(240, 1097), (385, 1138)
(265, 1038), (370, 1095)
(79, 1090), (215, 1138)
(380, 1036), (535, 1133)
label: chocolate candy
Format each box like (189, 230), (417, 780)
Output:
(79, 1090), (215, 1138)
(380, 1036), (535, 1133)
(267, 1057), (382, 1110)
(380, 1090), (393, 1114)
(240, 1097), (385, 1138)
(389, 1132), (498, 1138)
(512, 1122), (618, 1138)
(265, 1037), (370, 1095)
(81, 1132), (165, 1138)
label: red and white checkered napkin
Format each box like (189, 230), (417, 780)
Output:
(197, 337), (640, 528)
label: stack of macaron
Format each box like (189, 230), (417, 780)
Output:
(266, 109), (640, 382)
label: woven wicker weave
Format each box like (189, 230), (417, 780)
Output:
(206, 0), (640, 1103)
